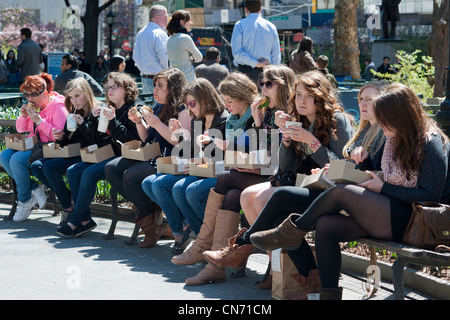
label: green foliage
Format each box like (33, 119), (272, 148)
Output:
(0, 104), (21, 151)
(371, 50), (435, 99)
(0, 104), (21, 120)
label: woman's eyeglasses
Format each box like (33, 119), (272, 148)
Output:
(22, 88), (45, 98)
(259, 81), (279, 90)
(186, 100), (196, 109)
(105, 84), (122, 92)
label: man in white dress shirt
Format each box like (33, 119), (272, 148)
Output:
(133, 5), (169, 93)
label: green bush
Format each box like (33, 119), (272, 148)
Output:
(371, 50), (435, 99)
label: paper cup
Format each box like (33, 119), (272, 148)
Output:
(67, 114), (78, 132)
(98, 106), (109, 133)
(285, 121), (302, 130)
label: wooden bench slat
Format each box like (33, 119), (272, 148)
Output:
(359, 237), (449, 300)
(360, 238), (450, 262)
(0, 119), (17, 127)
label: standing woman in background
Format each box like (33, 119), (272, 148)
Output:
(5, 50), (18, 84)
(166, 10), (203, 83)
(289, 36), (317, 74)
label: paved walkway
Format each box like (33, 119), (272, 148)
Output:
(0, 203), (432, 302)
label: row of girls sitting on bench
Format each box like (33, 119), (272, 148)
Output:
(1, 66), (448, 300)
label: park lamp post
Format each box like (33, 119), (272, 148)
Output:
(106, 10), (116, 58)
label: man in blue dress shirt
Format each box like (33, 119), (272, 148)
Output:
(230, 0), (281, 83)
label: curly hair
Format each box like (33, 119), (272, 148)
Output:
(290, 70), (344, 149)
(104, 72), (138, 107)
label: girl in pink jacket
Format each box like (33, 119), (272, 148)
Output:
(0, 73), (67, 222)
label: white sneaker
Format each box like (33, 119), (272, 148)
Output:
(14, 197), (37, 222)
(32, 184), (47, 209)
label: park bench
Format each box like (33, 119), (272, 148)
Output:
(0, 118), (140, 244)
(359, 237), (450, 300)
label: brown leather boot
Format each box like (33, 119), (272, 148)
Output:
(319, 287), (343, 300)
(250, 213), (308, 250)
(136, 213), (166, 248)
(172, 188), (225, 265)
(203, 227), (255, 269)
(290, 269), (321, 300)
(185, 209), (240, 286)
(184, 263), (226, 285)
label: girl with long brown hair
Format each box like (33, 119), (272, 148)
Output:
(105, 68), (190, 248)
(246, 83), (450, 299)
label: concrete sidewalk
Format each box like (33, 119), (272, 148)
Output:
(0, 203), (431, 301)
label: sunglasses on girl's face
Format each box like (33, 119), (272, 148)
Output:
(23, 88), (45, 98)
(186, 100), (196, 108)
(259, 81), (279, 90)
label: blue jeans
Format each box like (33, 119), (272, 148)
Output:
(173, 177), (217, 234)
(141, 173), (189, 236)
(141, 78), (154, 94)
(30, 156), (82, 209)
(0, 148), (36, 203)
(66, 157), (117, 227)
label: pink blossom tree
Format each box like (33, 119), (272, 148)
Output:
(0, 4), (83, 57)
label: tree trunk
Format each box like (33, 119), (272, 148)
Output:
(333, 0), (361, 79)
(64, 0), (116, 68)
(429, 0), (449, 97)
(83, 0), (101, 68)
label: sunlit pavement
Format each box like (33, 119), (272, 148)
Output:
(0, 203), (431, 301)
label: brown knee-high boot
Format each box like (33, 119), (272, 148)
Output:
(185, 209), (240, 286)
(171, 188), (225, 265)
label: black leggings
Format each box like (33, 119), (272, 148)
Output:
(235, 186), (324, 277)
(214, 169), (268, 213)
(105, 157), (159, 217)
(237, 184), (393, 286)
(293, 183), (392, 288)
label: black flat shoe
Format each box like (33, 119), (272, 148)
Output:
(73, 220), (97, 238)
(57, 224), (75, 237)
